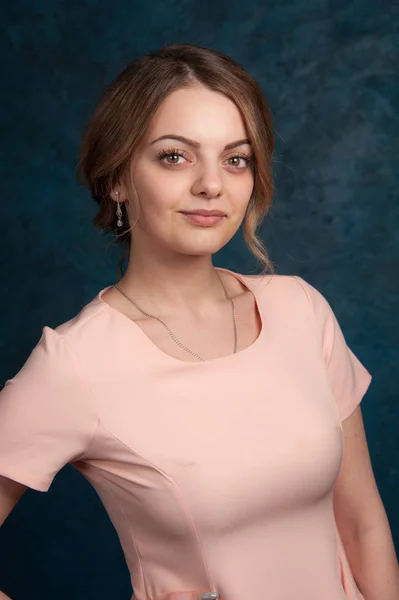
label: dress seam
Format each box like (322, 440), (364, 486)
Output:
(290, 276), (344, 431)
(48, 328), (100, 460)
(92, 465), (148, 599)
(98, 422), (216, 596)
(291, 275), (335, 367)
(291, 277), (349, 592)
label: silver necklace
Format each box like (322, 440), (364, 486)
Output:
(113, 271), (237, 362)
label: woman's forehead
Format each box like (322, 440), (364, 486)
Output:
(145, 87), (249, 145)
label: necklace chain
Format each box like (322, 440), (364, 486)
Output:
(113, 271), (237, 362)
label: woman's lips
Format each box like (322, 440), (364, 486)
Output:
(179, 212), (226, 226)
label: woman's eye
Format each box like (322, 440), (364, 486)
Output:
(227, 155), (252, 168)
(157, 150), (188, 165)
(165, 153), (184, 164)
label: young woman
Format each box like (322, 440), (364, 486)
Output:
(0, 44), (398, 600)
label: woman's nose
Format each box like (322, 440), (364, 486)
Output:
(191, 166), (223, 198)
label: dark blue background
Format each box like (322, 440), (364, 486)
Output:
(1, 1), (398, 598)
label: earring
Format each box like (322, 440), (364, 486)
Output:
(115, 191), (123, 227)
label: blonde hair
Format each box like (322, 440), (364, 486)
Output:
(77, 43), (276, 276)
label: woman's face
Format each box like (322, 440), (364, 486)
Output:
(121, 85), (254, 258)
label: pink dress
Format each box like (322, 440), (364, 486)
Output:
(0, 269), (372, 600)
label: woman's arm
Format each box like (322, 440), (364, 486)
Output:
(0, 475), (27, 527)
(0, 475), (27, 600)
(333, 406), (399, 599)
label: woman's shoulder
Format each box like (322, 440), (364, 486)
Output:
(238, 269), (311, 296)
(48, 287), (114, 356)
(237, 270), (331, 318)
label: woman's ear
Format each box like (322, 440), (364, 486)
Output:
(109, 170), (131, 203)
(109, 186), (128, 203)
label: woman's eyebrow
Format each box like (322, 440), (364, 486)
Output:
(150, 134), (251, 150)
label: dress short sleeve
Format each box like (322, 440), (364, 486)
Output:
(0, 326), (98, 492)
(293, 276), (372, 421)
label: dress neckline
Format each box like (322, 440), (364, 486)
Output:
(96, 267), (267, 367)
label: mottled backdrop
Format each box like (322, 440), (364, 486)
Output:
(0, 1), (398, 599)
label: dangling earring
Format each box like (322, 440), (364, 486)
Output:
(115, 191), (123, 227)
